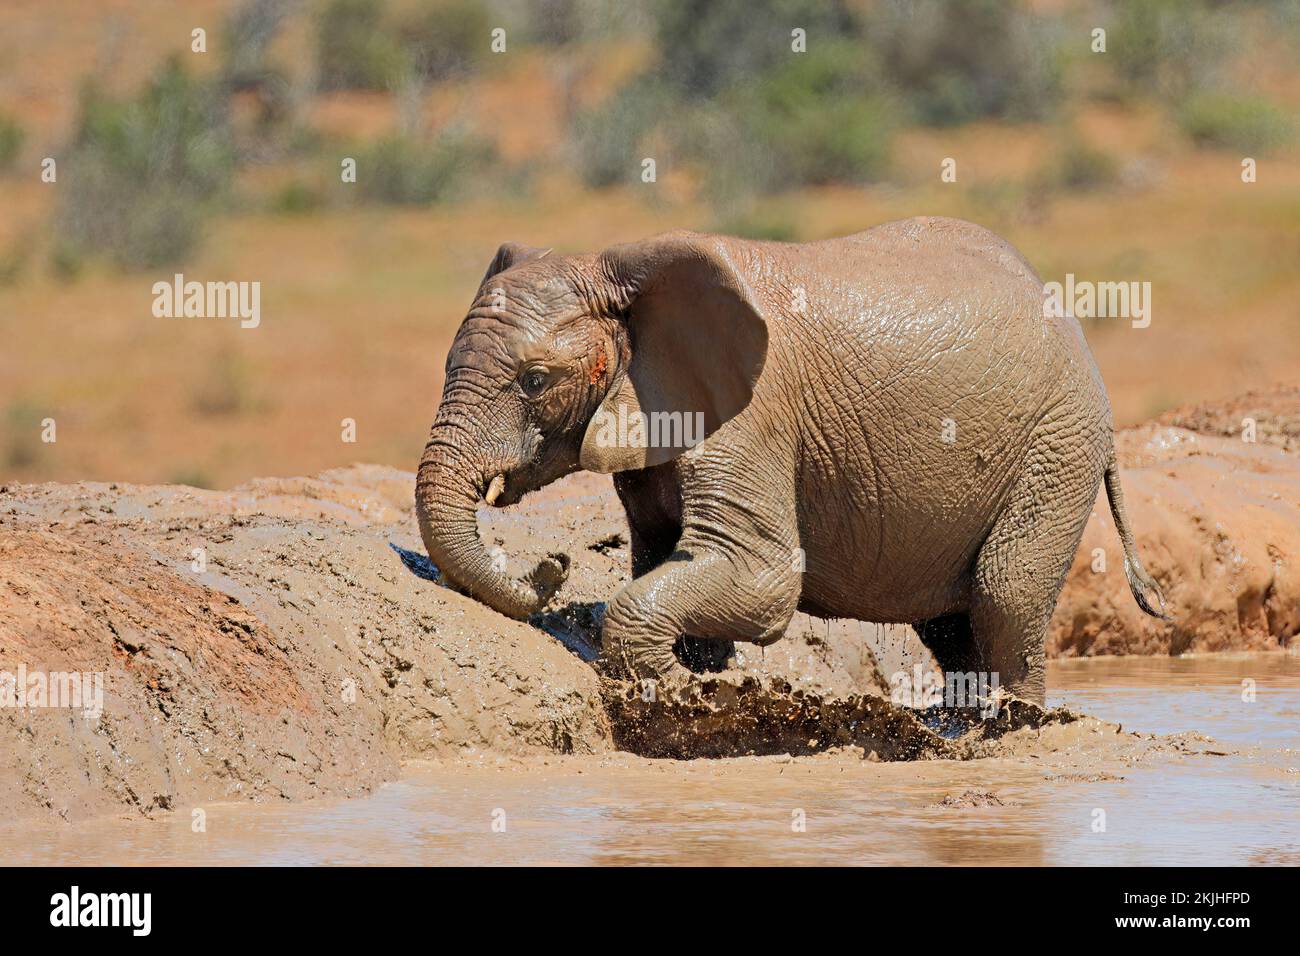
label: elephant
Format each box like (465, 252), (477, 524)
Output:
(414, 216), (1167, 706)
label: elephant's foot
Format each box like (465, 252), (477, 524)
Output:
(523, 552), (569, 604)
(598, 628), (692, 696)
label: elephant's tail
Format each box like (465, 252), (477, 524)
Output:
(1103, 453), (1170, 620)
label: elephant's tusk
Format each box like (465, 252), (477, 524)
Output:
(485, 474), (506, 506)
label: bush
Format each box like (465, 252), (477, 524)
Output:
(574, 34), (891, 197)
(395, 0), (491, 82)
(315, 0), (405, 91)
(1178, 92), (1295, 153)
(270, 179), (326, 214)
(0, 113), (24, 171)
(0, 235), (29, 285)
(712, 207), (799, 242)
(1046, 135), (1119, 192)
(870, 0), (1063, 126)
(1107, 0), (1237, 102)
(224, 0), (295, 85)
(569, 81), (671, 188)
(169, 467), (216, 489)
(4, 401), (45, 469)
(741, 39), (893, 188)
(355, 129), (494, 204)
(654, 0), (860, 99)
(53, 58), (233, 270)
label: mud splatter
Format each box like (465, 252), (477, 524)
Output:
(602, 673), (1078, 760)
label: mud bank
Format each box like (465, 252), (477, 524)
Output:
(1, 386), (1296, 823)
(1050, 384), (1300, 656)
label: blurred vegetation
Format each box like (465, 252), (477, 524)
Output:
(35, 0), (1300, 273)
(1178, 92), (1295, 153)
(355, 128), (495, 204)
(224, 0), (297, 85)
(744, 39), (894, 187)
(4, 402), (45, 470)
(1107, 0), (1238, 103)
(1041, 131), (1120, 193)
(269, 178), (327, 215)
(168, 467), (217, 489)
(316, 0), (493, 90)
(569, 80), (669, 188)
(395, 0), (492, 83)
(53, 58), (233, 271)
(572, 0), (1065, 208)
(652, 0), (859, 100)
(316, 0), (407, 91)
(191, 348), (260, 418)
(0, 113), (24, 172)
(871, 0), (1063, 126)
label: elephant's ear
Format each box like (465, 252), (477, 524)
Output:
(580, 232), (768, 474)
(480, 242), (552, 287)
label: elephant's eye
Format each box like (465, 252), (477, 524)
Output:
(520, 367), (549, 398)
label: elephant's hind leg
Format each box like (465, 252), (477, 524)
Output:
(915, 612), (978, 677)
(967, 443), (1104, 706)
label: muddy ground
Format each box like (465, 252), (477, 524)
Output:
(1, 385), (1295, 824)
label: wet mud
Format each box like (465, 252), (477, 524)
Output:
(603, 673), (1079, 760)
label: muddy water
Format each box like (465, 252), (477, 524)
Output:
(5, 655), (1297, 866)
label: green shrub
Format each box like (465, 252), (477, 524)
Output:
(169, 467), (216, 489)
(575, 36), (891, 197)
(4, 401), (45, 469)
(1107, 0), (1237, 102)
(0, 113), (24, 171)
(0, 235), (30, 285)
(654, 0), (860, 99)
(224, 0), (294, 85)
(485, 0), (651, 46)
(355, 129), (494, 204)
(870, 0), (1063, 126)
(271, 179), (326, 214)
(315, 0), (406, 91)
(741, 39), (893, 187)
(1178, 92), (1295, 153)
(395, 0), (491, 82)
(53, 58), (233, 270)
(569, 81), (671, 188)
(1047, 136), (1119, 192)
(712, 208), (799, 242)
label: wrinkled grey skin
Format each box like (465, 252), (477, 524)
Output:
(416, 217), (1167, 705)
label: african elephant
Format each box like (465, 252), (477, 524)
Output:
(415, 217), (1167, 705)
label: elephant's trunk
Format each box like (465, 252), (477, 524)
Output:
(415, 434), (566, 620)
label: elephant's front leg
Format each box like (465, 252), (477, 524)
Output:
(601, 542), (801, 687)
